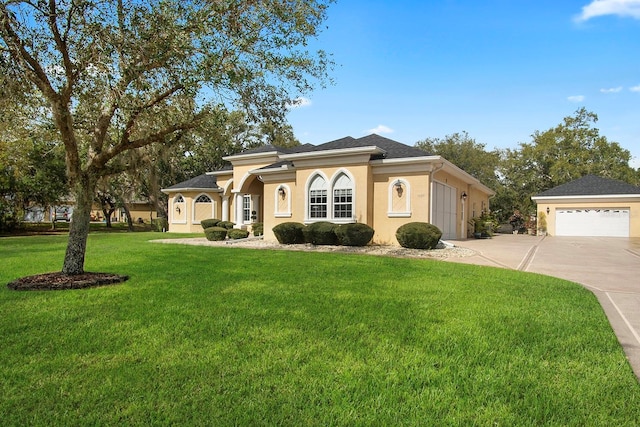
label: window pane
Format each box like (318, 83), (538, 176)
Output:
(333, 188), (352, 218)
(243, 195), (251, 222)
(309, 189), (327, 218)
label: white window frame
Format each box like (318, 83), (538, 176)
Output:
(305, 169), (356, 224)
(192, 193), (216, 225)
(331, 172), (355, 223)
(306, 173), (329, 220)
(242, 194), (252, 223)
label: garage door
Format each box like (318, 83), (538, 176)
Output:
(432, 182), (457, 240)
(555, 208), (630, 237)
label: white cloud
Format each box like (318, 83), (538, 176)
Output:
(286, 97), (312, 109)
(630, 85), (640, 92)
(567, 95), (586, 102)
(367, 125), (394, 135)
(575, 0), (640, 22)
(600, 86), (623, 93)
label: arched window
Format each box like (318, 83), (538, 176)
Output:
(193, 193), (215, 224)
(173, 194), (186, 223)
(333, 173), (353, 218)
(308, 175), (327, 219)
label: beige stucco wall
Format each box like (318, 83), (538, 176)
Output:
(167, 191), (221, 233)
(535, 198), (640, 237)
(261, 165), (492, 245)
(164, 156), (494, 245)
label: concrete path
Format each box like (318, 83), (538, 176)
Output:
(447, 234), (640, 380)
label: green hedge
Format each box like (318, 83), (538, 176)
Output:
(272, 222), (306, 244)
(217, 221), (235, 230)
(303, 221), (339, 245)
(151, 217), (168, 232)
(335, 223), (374, 246)
(228, 229), (250, 239)
(200, 218), (221, 229)
(396, 222), (442, 249)
(204, 226), (228, 241)
(252, 222), (264, 236)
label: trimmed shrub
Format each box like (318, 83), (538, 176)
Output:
(396, 222), (442, 249)
(335, 223), (375, 246)
(303, 221), (339, 245)
(204, 226), (227, 241)
(228, 229), (250, 239)
(272, 222), (306, 244)
(217, 221), (235, 230)
(252, 222), (264, 236)
(200, 218), (221, 229)
(151, 217), (168, 232)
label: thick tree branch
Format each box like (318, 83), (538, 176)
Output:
(122, 85), (185, 144)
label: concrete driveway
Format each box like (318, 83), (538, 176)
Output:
(447, 234), (640, 380)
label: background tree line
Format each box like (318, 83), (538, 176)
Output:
(415, 107), (640, 222)
(4, 104), (638, 233)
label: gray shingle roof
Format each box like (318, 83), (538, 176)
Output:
(163, 174), (219, 191)
(233, 143), (316, 156)
(306, 134), (431, 159)
(535, 175), (640, 197)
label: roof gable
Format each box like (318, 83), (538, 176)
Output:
(535, 175), (640, 197)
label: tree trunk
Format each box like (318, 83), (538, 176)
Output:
(62, 177), (96, 275)
(123, 204), (134, 232)
(103, 207), (113, 228)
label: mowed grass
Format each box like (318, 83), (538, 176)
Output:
(1, 233), (639, 426)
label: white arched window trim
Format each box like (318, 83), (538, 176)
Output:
(387, 179), (412, 218)
(304, 169), (356, 224)
(192, 193), (216, 224)
(304, 171), (329, 222)
(172, 193), (187, 224)
(274, 184), (292, 218)
(329, 169), (356, 224)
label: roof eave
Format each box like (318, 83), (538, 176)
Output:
(280, 146), (386, 160)
(532, 194), (640, 201)
(161, 187), (223, 194)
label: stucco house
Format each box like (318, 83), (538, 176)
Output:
(531, 175), (640, 237)
(161, 134), (495, 245)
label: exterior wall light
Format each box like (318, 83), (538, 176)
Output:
(546, 206), (550, 215)
(278, 187), (286, 198)
(461, 191), (467, 201)
(394, 180), (403, 196)
(175, 206), (181, 214)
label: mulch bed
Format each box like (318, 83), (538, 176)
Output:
(7, 272), (129, 291)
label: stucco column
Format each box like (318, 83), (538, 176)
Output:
(234, 193), (243, 227)
(222, 196), (229, 221)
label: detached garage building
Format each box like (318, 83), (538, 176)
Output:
(532, 175), (640, 238)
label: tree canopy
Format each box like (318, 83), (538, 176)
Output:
(415, 131), (500, 190)
(500, 108), (639, 214)
(1, 0), (333, 274)
(415, 109), (639, 221)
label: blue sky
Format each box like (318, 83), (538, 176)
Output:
(286, 0), (640, 167)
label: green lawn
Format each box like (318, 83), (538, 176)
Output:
(1, 233), (639, 426)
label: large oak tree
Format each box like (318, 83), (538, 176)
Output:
(1, 0), (333, 274)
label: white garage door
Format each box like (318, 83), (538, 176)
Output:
(432, 182), (457, 240)
(555, 208), (630, 237)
